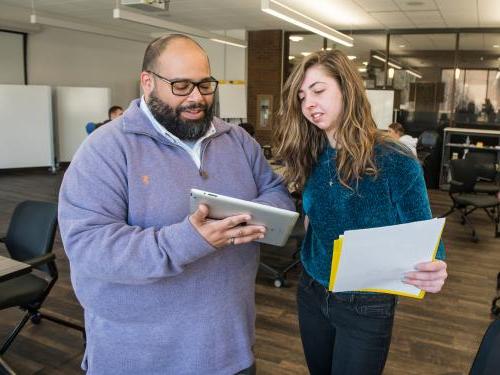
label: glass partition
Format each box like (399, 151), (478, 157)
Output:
(283, 31), (500, 130)
(454, 33), (500, 127)
(286, 33), (324, 78)
(388, 33), (456, 130)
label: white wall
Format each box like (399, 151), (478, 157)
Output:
(195, 30), (247, 82)
(0, 31), (24, 84)
(28, 27), (147, 109)
(27, 27), (247, 109)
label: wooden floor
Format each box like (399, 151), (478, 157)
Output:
(0, 169), (498, 375)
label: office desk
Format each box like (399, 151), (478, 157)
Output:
(0, 255), (31, 375)
(0, 255), (31, 282)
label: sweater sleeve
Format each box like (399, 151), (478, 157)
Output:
(58, 132), (217, 286)
(389, 153), (446, 260)
(238, 129), (295, 211)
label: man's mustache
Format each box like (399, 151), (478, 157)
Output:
(178, 102), (207, 113)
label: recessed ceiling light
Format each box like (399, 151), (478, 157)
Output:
(289, 35), (303, 42)
(493, 44), (500, 48)
(288, 55), (295, 60)
(348, 55), (356, 60)
(358, 68), (367, 72)
(399, 44), (406, 48)
(326, 47), (332, 51)
(301, 52), (311, 56)
(362, 61), (368, 66)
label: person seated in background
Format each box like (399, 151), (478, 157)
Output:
(85, 105), (124, 135)
(388, 122), (417, 156)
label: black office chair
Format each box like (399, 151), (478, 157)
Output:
(259, 217), (305, 287)
(440, 159), (500, 242)
(0, 200), (84, 357)
(259, 192), (305, 287)
(469, 319), (500, 375)
(416, 130), (440, 165)
(465, 151), (500, 195)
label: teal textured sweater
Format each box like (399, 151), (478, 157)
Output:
(301, 144), (445, 288)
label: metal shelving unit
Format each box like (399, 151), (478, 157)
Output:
(439, 127), (500, 188)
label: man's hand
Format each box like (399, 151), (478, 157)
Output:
(403, 260), (448, 293)
(189, 204), (266, 249)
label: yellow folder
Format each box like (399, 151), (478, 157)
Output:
(328, 218), (445, 299)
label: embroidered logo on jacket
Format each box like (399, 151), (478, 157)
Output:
(142, 175), (150, 185)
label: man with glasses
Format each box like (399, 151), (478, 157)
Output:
(58, 34), (293, 374)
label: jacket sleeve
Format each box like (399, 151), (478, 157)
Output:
(58, 133), (217, 285)
(390, 155), (446, 260)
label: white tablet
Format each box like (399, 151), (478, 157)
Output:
(190, 188), (299, 247)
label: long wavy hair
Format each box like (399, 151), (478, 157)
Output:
(274, 49), (397, 191)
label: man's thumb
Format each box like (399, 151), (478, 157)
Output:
(191, 204), (209, 222)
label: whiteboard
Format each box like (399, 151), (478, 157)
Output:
(0, 85), (54, 169)
(366, 90), (395, 130)
(54, 87), (111, 162)
(218, 84), (247, 118)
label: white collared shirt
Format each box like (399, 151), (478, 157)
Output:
(140, 96), (215, 168)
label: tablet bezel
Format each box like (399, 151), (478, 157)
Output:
(189, 188), (299, 247)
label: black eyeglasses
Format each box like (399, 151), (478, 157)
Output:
(148, 71), (219, 96)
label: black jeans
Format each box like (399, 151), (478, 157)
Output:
(297, 271), (396, 375)
(235, 363), (256, 375)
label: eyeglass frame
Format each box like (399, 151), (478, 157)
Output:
(147, 70), (219, 96)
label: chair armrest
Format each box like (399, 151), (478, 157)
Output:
(25, 253), (56, 268)
(449, 180), (464, 187)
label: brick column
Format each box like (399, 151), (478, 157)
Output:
(247, 30), (284, 145)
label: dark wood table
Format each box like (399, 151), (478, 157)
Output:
(0, 255), (31, 283)
(0, 255), (31, 375)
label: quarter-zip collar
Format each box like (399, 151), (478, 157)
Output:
(138, 96), (215, 168)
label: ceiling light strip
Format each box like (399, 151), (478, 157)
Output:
(113, 8), (247, 48)
(372, 54), (402, 69)
(261, 0), (353, 47)
(406, 69), (422, 79)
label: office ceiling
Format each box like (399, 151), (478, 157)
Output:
(1, 0), (499, 31)
(0, 0), (499, 69)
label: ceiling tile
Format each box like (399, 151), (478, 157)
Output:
(353, 0), (399, 12)
(369, 11), (415, 28)
(393, 0), (438, 11)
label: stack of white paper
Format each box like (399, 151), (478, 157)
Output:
(328, 218), (446, 299)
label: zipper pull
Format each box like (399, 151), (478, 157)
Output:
(199, 170), (209, 179)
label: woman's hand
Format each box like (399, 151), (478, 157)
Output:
(403, 260), (448, 293)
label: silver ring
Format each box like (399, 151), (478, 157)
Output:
(230, 237), (235, 245)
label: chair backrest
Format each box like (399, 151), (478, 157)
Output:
(469, 319), (500, 375)
(449, 159), (478, 193)
(417, 130), (440, 150)
(85, 122), (96, 135)
(465, 151), (498, 181)
(4, 201), (58, 272)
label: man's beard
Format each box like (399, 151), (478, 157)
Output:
(146, 91), (214, 140)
